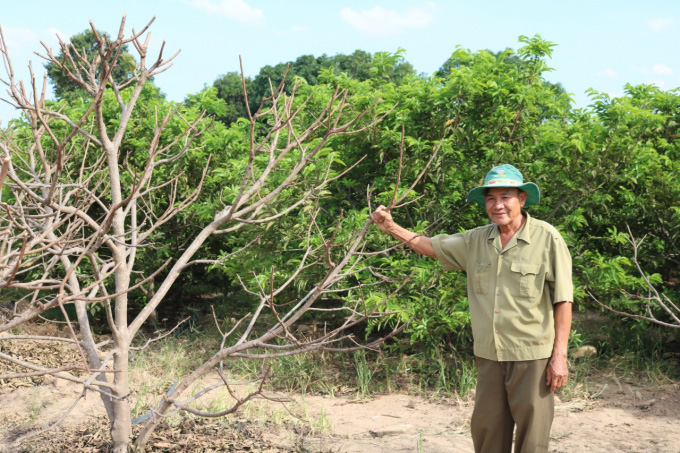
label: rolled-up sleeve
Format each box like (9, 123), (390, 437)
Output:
(431, 233), (468, 272)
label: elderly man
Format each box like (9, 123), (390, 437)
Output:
(371, 164), (572, 453)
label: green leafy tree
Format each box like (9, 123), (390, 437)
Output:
(532, 84), (680, 322)
(211, 49), (415, 125)
(206, 71), (250, 124)
(44, 28), (137, 101)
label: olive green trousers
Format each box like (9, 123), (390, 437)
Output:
(471, 357), (554, 453)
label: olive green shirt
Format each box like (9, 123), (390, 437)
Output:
(431, 213), (573, 361)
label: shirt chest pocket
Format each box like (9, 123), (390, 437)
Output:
(510, 262), (543, 298)
(473, 262), (491, 295)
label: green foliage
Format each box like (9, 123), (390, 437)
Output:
(206, 72), (250, 124)
(31, 31), (680, 354)
(192, 35), (679, 354)
(209, 49), (415, 125)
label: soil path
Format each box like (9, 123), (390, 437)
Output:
(294, 381), (680, 452)
(1, 378), (679, 452)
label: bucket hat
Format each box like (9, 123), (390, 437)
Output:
(466, 164), (540, 207)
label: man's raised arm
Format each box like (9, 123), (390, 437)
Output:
(370, 205), (437, 258)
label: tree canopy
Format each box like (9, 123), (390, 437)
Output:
(37, 32), (680, 345)
(183, 35), (679, 349)
(209, 49), (415, 125)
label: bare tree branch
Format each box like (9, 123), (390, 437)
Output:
(589, 225), (680, 328)
(0, 16), (420, 452)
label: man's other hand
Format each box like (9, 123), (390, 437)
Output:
(546, 353), (569, 393)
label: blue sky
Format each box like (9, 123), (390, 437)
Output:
(1, 0), (678, 125)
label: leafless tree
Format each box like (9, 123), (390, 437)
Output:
(0, 17), (439, 451)
(589, 225), (680, 329)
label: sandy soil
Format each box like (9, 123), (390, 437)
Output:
(292, 380), (680, 453)
(1, 374), (679, 452)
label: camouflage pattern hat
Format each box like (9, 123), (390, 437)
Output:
(466, 164), (540, 207)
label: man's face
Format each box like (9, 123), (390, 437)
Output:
(484, 188), (526, 227)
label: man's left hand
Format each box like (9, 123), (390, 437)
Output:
(546, 353), (568, 393)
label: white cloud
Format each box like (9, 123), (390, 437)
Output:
(632, 64), (674, 76)
(652, 63), (673, 75)
(597, 69), (618, 78)
(187, 0), (264, 25)
(340, 6), (434, 37)
(0, 26), (66, 63)
(647, 17), (675, 33)
(1, 26), (38, 54)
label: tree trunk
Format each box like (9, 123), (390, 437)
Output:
(110, 341), (132, 452)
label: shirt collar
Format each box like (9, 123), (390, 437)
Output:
(488, 211), (532, 244)
(516, 212), (532, 244)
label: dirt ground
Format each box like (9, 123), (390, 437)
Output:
(1, 373), (679, 452)
(294, 382), (680, 453)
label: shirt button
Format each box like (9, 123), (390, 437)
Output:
(496, 291), (501, 296)
(495, 329), (499, 333)
(498, 273), (502, 277)
(500, 254), (504, 258)
(495, 309), (499, 313)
